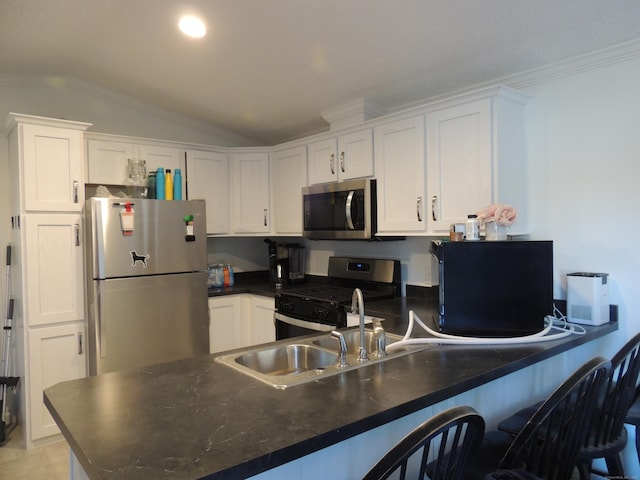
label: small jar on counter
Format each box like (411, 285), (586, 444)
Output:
(465, 214), (480, 241)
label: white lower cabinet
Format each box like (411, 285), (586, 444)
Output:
(248, 295), (276, 345)
(209, 296), (243, 354)
(23, 214), (85, 326)
(28, 323), (86, 441)
(208, 295), (275, 354)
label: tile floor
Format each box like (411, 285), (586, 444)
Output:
(0, 425), (69, 480)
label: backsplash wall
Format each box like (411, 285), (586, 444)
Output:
(206, 236), (440, 293)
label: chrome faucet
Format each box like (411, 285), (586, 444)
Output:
(372, 318), (387, 358)
(352, 288), (368, 362)
(330, 331), (349, 368)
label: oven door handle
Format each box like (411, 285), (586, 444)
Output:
(345, 190), (355, 230)
(274, 312), (335, 332)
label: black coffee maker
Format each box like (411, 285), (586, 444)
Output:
(264, 240), (305, 288)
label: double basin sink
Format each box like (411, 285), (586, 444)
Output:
(215, 328), (426, 389)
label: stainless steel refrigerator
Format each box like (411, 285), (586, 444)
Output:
(85, 197), (209, 375)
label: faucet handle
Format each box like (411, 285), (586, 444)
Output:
(330, 331), (349, 368)
(372, 319), (387, 358)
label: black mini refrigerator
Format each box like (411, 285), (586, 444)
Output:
(433, 240), (554, 337)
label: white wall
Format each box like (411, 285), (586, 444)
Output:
(520, 57), (640, 352)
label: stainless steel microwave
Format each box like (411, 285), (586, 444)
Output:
(302, 178), (377, 240)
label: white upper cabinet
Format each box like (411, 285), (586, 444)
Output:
(230, 151), (271, 234)
(86, 138), (184, 193)
(86, 139), (135, 185)
(186, 149), (230, 235)
(9, 114), (90, 213)
(138, 144), (183, 175)
(374, 115), (427, 234)
(427, 99), (492, 232)
(308, 128), (373, 185)
(271, 145), (307, 235)
(426, 88), (529, 234)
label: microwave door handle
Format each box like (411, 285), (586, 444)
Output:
(345, 190), (355, 230)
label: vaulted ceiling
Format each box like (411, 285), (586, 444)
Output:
(1, 0), (639, 144)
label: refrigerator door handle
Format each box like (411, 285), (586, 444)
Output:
(96, 282), (107, 358)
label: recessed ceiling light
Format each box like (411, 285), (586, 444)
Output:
(179, 15), (206, 38)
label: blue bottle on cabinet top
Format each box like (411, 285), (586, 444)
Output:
(174, 168), (182, 200)
(156, 167), (165, 200)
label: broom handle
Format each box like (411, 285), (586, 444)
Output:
(1, 245), (11, 424)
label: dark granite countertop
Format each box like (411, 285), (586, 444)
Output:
(44, 286), (618, 480)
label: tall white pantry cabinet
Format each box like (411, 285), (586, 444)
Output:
(7, 113), (91, 448)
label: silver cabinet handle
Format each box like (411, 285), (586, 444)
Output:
(431, 195), (438, 221)
(74, 224), (80, 246)
(345, 190), (355, 230)
(263, 209), (268, 227)
(417, 197), (423, 222)
(73, 180), (79, 203)
(78, 332), (83, 355)
(330, 153), (335, 175)
(340, 151), (345, 173)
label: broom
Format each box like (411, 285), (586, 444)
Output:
(1, 245), (19, 444)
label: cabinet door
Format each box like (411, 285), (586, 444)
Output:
(21, 124), (85, 212)
(249, 295), (275, 345)
(230, 152), (270, 234)
(338, 129), (374, 180)
(427, 100), (492, 233)
(28, 323), (86, 441)
(308, 139), (338, 185)
(271, 146), (307, 234)
(23, 214), (84, 326)
(86, 139), (135, 185)
(186, 150), (230, 234)
(209, 296), (242, 354)
(139, 144), (184, 192)
(374, 116), (427, 234)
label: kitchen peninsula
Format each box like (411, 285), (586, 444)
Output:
(44, 292), (618, 480)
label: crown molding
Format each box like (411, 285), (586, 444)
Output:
(321, 98), (387, 131)
(505, 38), (640, 89)
(390, 38), (640, 114)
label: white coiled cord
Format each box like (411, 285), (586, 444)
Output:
(386, 306), (587, 352)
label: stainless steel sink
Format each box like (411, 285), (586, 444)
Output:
(234, 344), (338, 376)
(215, 327), (429, 389)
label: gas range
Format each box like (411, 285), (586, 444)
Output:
(275, 257), (401, 338)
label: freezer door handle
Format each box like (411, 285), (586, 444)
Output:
(78, 331), (83, 355)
